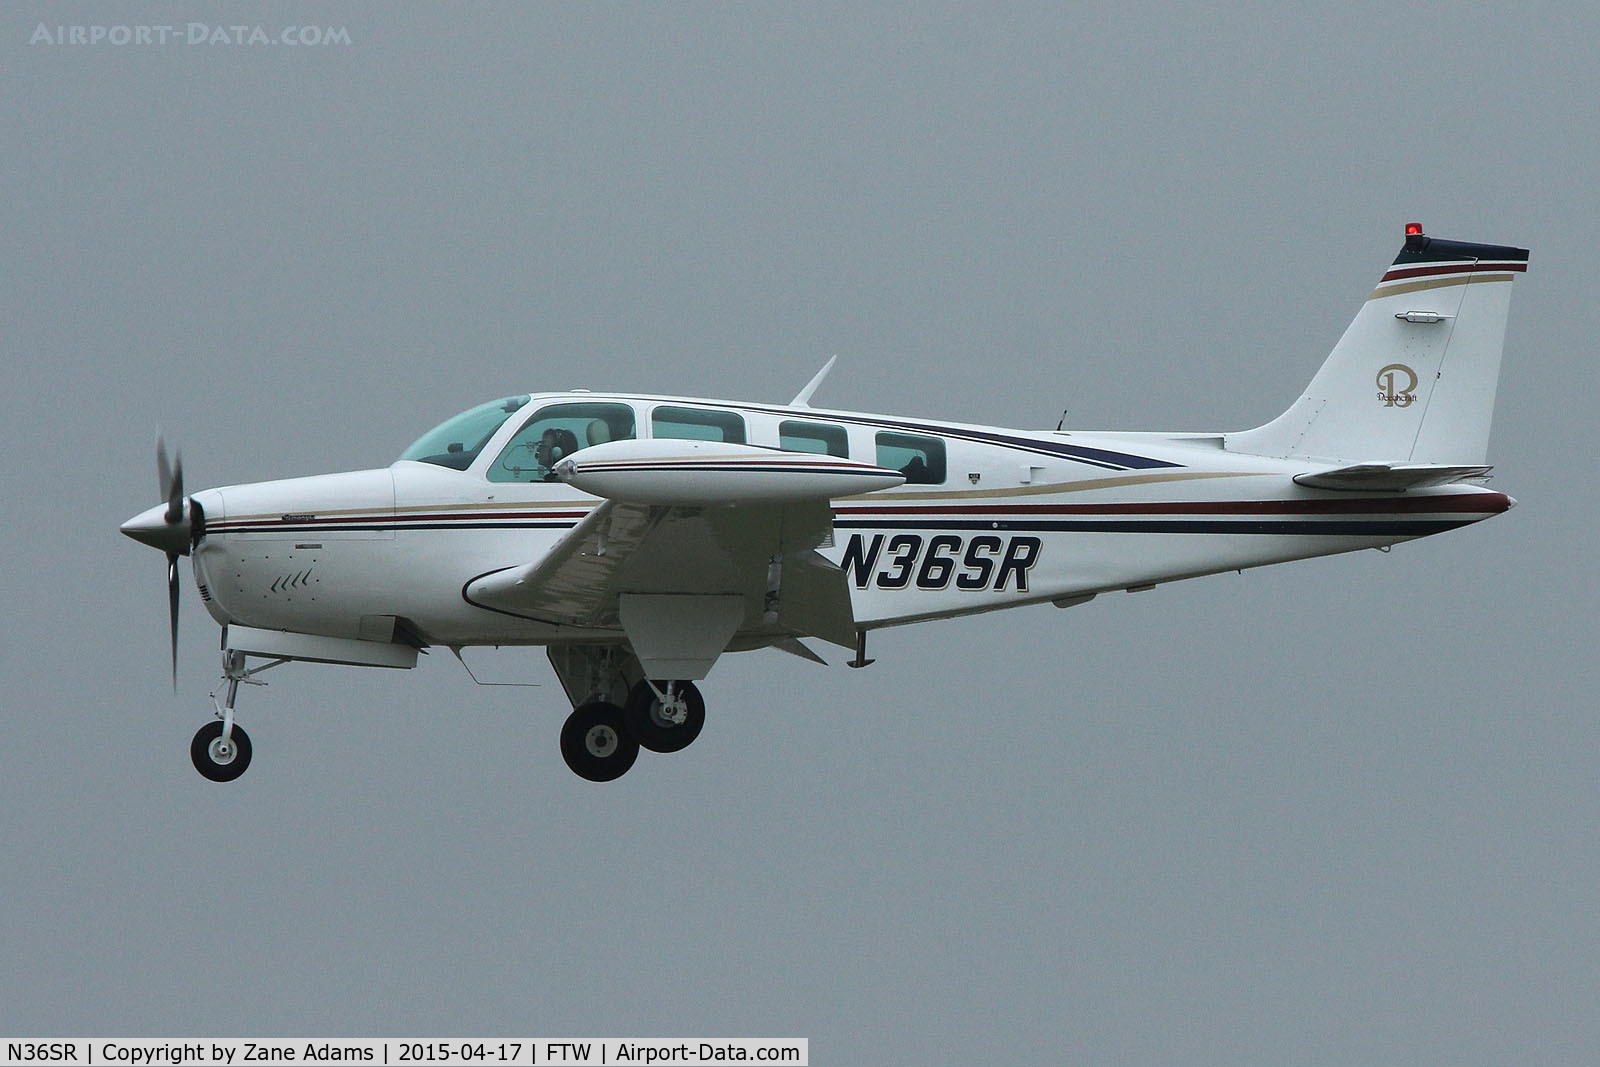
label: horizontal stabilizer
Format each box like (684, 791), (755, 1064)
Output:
(1293, 463), (1493, 491)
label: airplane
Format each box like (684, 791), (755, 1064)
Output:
(122, 224), (1527, 783)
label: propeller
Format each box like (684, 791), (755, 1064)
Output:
(121, 435), (195, 690)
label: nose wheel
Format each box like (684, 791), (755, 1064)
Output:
(191, 720), (253, 782)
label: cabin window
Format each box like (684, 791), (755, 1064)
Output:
(779, 420), (849, 458)
(488, 402), (637, 483)
(876, 431), (946, 484)
(652, 406), (746, 444)
(398, 395), (530, 470)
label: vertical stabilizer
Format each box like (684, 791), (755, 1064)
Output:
(1227, 226), (1528, 464)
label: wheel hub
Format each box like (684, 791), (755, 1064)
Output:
(584, 724), (618, 758)
(647, 682), (689, 726)
(208, 738), (236, 764)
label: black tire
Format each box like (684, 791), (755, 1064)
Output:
(624, 680), (705, 754)
(191, 720), (252, 783)
(560, 701), (639, 782)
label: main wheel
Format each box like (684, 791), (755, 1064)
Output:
(191, 720), (252, 783)
(624, 680), (705, 754)
(560, 701), (639, 782)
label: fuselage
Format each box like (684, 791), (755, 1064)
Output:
(177, 391), (1511, 651)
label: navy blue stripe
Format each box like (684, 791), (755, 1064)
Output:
(1395, 235), (1530, 265)
(613, 396), (1183, 471)
(788, 413), (1181, 471)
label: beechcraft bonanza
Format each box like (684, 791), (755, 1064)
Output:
(124, 225), (1527, 782)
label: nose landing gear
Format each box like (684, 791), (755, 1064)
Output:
(189, 649), (284, 783)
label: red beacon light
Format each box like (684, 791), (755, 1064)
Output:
(1405, 222), (1424, 236)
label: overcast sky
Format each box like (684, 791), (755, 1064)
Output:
(4, 3), (1597, 1062)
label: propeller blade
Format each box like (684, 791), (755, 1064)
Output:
(165, 453), (185, 526)
(167, 552), (180, 691)
(157, 434), (174, 500)
(140, 434), (193, 689)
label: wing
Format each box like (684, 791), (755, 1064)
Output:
(464, 497), (857, 678)
(466, 438), (904, 677)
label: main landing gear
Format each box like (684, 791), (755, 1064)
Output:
(559, 680), (704, 782)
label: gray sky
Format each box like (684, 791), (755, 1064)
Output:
(4, 3), (1596, 1061)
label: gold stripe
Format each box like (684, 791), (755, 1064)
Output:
(395, 499), (590, 514)
(1368, 273), (1514, 301)
(870, 469), (1271, 502)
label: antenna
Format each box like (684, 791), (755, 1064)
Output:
(790, 355), (838, 408)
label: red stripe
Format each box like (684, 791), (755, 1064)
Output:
(1381, 261), (1527, 283)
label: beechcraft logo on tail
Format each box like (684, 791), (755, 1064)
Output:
(1377, 363), (1418, 407)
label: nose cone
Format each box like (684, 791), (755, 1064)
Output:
(121, 502), (189, 555)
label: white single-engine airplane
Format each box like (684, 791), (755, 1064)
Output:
(124, 225), (1527, 782)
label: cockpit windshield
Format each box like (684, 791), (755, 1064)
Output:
(397, 395), (530, 470)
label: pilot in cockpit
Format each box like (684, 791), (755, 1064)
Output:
(534, 428), (580, 479)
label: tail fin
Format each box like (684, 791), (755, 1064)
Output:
(1226, 225), (1528, 465)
